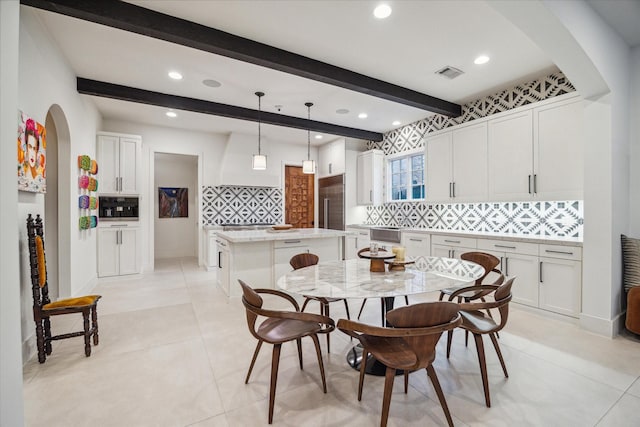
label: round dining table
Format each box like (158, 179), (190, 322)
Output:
(277, 255), (485, 375)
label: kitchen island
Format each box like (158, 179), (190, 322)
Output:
(214, 228), (346, 297)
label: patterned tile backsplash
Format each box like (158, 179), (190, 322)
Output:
(366, 200), (583, 238)
(202, 186), (283, 225)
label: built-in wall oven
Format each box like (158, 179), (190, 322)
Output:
(98, 196), (139, 220)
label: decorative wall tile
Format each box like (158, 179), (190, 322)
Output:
(202, 186), (283, 225)
(365, 200), (583, 238)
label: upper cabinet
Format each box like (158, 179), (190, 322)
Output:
(426, 122), (488, 202)
(488, 95), (583, 201)
(97, 133), (141, 195)
(318, 138), (346, 178)
(357, 149), (384, 205)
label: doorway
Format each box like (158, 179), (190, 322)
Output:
(284, 165), (314, 228)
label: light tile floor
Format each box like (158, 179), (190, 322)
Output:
(23, 257), (640, 426)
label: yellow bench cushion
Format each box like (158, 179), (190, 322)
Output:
(43, 295), (100, 310)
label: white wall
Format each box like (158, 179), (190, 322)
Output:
(629, 45), (640, 236)
(17, 8), (103, 360)
(1, 2), (24, 425)
(154, 153), (198, 259)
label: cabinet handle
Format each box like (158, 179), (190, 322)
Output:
(533, 174), (537, 194)
(118, 229), (121, 245)
(452, 182), (456, 198)
(369, 190), (372, 202)
(409, 238), (422, 242)
(539, 261), (543, 283)
(494, 244), (516, 249)
(218, 251), (222, 269)
(505, 257), (509, 276)
(284, 240), (302, 244)
(528, 175), (532, 194)
(544, 249), (574, 256)
(449, 182), (452, 198)
(329, 163), (332, 175)
(444, 239), (460, 244)
(500, 256), (504, 271)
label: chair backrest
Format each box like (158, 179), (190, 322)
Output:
(357, 247), (368, 258)
(290, 253), (319, 270)
(461, 251), (501, 284)
(26, 214), (50, 309)
(239, 279), (264, 340)
(493, 276), (515, 330)
(386, 301), (461, 368)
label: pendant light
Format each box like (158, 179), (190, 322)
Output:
(252, 91), (267, 170)
(302, 102), (315, 174)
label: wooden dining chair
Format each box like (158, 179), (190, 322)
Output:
(438, 252), (501, 301)
(27, 214), (102, 363)
(338, 301), (461, 427)
(291, 253), (350, 353)
(445, 277), (515, 407)
(356, 247), (409, 326)
(239, 280), (334, 424)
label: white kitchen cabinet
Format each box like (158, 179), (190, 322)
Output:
(357, 150), (384, 205)
(488, 95), (583, 201)
(216, 237), (231, 295)
(538, 244), (582, 317)
(426, 122), (488, 202)
(97, 225), (140, 277)
(204, 229), (220, 271)
(402, 232), (430, 258)
(273, 238), (340, 283)
(97, 132), (141, 195)
(318, 138), (345, 178)
(345, 227), (370, 259)
(431, 235), (476, 259)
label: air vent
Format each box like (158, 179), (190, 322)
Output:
(435, 66), (464, 80)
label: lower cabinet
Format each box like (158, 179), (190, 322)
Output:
(431, 235), (476, 259)
(273, 238), (341, 284)
(402, 232), (430, 257)
(345, 227), (370, 259)
(538, 244), (582, 317)
(97, 225), (140, 277)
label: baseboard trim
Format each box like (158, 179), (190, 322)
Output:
(579, 312), (623, 337)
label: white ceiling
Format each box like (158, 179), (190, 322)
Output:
(31, 0), (565, 145)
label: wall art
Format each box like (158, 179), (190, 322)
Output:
(159, 187), (188, 218)
(17, 110), (47, 193)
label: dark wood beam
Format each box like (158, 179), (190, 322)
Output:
(22, 0), (462, 117)
(77, 78), (384, 141)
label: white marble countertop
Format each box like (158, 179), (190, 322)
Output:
(346, 224), (582, 246)
(216, 228), (347, 243)
(277, 257), (484, 299)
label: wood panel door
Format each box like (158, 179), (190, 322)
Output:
(285, 165), (314, 228)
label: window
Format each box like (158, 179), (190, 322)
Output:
(389, 153), (425, 201)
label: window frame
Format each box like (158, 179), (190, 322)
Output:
(386, 148), (426, 203)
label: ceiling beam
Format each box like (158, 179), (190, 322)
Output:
(22, 0), (462, 117)
(77, 78), (384, 142)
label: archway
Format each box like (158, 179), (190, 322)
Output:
(44, 104), (71, 299)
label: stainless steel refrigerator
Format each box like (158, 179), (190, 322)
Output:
(318, 174), (345, 230)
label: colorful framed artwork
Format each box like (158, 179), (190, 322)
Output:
(159, 187), (188, 218)
(17, 111), (47, 193)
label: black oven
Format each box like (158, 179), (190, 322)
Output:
(98, 196), (139, 220)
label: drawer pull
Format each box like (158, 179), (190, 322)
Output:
(444, 240), (460, 244)
(283, 240), (302, 244)
(494, 244), (516, 249)
(544, 249), (574, 256)
(409, 238), (422, 242)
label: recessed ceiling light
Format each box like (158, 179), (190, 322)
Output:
(474, 55), (490, 65)
(358, 113), (368, 119)
(392, 120), (401, 126)
(315, 135), (323, 139)
(373, 4), (392, 19)
(168, 71), (183, 80)
(202, 79), (222, 88)
(336, 108), (349, 115)
(166, 111), (177, 118)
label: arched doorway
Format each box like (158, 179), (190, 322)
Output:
(44, 104), (71, 299)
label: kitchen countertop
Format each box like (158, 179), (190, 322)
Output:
(346, 224), (582, 246)
(216, 228), (347, 243)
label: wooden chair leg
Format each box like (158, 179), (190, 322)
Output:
(426, 365), (455, 427)
(323, 303), (331, 353)
(296, 338), (303, 369)
(472, 334), (491, 407)
(438, 291), (445, 301)
(44, 317), (52, 355)
(446, 330), (453, 359)
(465, 330), (469, 347)
(489, 332), (508, 378)
(380, 366), (396, 427)
(358, 349), (368, 401)
(310, 334), (328, 393)
(379, 298), (385, 326)
(245, 341), (263, 384)
(357, 298), (368, 320)
(404, 370), (409, 393)
(268, 344), (282, 424)
(35, 318), (46, 363)
(92, 305), (99, 345)
(83, 309), (91, 357)
(301, 297), (312, 313)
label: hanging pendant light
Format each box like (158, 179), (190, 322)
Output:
(302, 102), (315, 174)
(252, 91), (267, 170)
